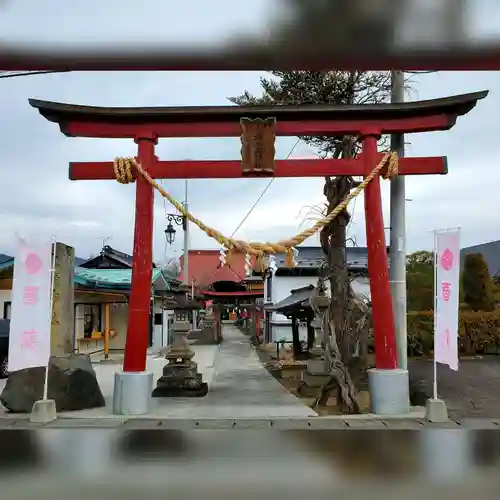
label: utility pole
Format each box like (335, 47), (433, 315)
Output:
(390, 70), (407, 370)
(183, 179), (197, 328)
(183, 180), (189, 287)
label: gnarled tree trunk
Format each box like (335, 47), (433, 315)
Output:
(314, 173), (371, 413)
(319, 176), (358, 412)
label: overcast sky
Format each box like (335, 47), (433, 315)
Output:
(0, 1), (499, 263)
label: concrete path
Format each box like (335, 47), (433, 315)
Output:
(0, 324), (315, 420)
(0, 343), (220, 419)
(192, 325), (317, 418)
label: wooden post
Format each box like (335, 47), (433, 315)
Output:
(213, 303), (220, 343)
(252, 304), (258, 342)
(306, 313), (315, 351)
(122, 136), (157, 372)
(291, 314), (301, 360)
(104, 302), (110, 360)
(255, 303), (261, 341)
(362, 133), (397, 370)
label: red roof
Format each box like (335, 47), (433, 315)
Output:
(179, 250), (256, 288)
(201, 290), (264, 298)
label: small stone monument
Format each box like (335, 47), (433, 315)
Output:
(152, 321), (208, 397)
(187, 312), (219, 345)
(302, 294), (331, 388)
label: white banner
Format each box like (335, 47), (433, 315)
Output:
(8, 236), (53, 372)
(434, 229), (460, 371)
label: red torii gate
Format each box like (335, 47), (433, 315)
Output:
(29, 91), (487, 379)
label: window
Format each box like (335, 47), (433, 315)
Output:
(154, 313), (163, 326)
(83, 304), (102, 338)
(3, 302), (11, 320)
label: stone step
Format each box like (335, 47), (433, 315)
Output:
(302, 372), (332, 388)
(307, 358), (327, 375)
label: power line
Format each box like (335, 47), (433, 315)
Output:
(230, 138), (301, 238)
(346, 194), (358, 236)
(0, 70), (71, 79)
(230, 181), (274, 238)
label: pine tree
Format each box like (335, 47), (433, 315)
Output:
(462, 253), (495, 312)
(229, 71), (402, 412)
(406, 250), (434, 311)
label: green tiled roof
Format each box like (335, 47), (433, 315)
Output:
(75, 267), (166, 289)
(0, 258), (169, 290)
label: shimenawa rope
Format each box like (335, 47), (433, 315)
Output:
(113, 152), (398, 270)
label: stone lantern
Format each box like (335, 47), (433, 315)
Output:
(303, 293), (331, 388)
(152, 321), (208, 397)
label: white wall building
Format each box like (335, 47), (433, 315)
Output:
(263, 246), (376, 343)
(0, 253), (173, 355)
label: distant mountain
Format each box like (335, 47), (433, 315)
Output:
(0, 253), (12, 264)
(74, 257), (87, 266)
(0, 253), (86, 266)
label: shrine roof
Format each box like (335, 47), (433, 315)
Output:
(163, 295), (204, 310)
(179, 250), (251, 287)
(74, 267), (166, 289)
(29, 90), (488, 128)
(274, 245), (373, 272)
(201, 290), (263, 299)
(265, 285), (315, 315)
(79, 245), (134, 269)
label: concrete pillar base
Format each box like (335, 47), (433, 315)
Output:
(112, 371), (153, 416)
(30, 399), (57, 423)
(425, 398), (449, 422)
(368, 368), (410, 415)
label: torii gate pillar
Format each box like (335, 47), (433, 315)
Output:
(363, 133), (409, 415)
(123, 136), (156, 373)
(113, 135), (157, 415)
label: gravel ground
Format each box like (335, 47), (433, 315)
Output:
(409, 357), (500, 418)
(257, 340), (500, 419)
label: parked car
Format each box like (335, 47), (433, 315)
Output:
(0, 319), (9, 378)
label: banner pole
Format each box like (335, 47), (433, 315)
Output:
(43, 237), (57, 401)
(433, 229), (438, 401)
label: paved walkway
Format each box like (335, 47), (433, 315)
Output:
(193, 325), (317, 418)
(4, 326), (500, 428)
(0, 324), (315, 421)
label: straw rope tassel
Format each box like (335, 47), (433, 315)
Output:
(112, 152), (398, 266)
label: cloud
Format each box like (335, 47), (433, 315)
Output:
(0, 0), (272, 46)
(0, 4), (498, 262)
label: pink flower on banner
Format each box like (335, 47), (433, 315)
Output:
(440, 248), (454, 271)
(444, 328), (450, 347)
(21, 329), (38, 349)
(441, 282), (452, 302)
(23, 285), (39, 305)
(24, 252), (43, 275)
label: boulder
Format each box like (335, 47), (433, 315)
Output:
(0, 354), (105, 413)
